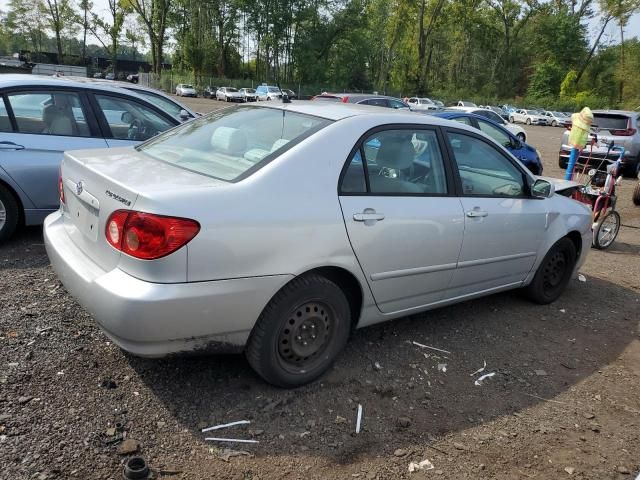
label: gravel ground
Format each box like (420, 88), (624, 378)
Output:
(1, 102), (639, 479)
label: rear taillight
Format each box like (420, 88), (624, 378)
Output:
(58, 171), (65, 204)
(609, 128), (636, 136)
(565, 122), (572, 130)
(105, 210), (200, 260)
(341, 96), (349, 103)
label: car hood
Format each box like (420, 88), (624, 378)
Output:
(539, 176), (581, 193)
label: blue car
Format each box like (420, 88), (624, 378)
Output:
(432, 111), (543, 175)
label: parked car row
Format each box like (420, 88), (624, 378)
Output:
(200, 85), (297, 102)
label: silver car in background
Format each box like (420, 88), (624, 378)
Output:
(175, 84), (197, 97)
(407, 97), (439, 111)
(216, 87), (244, 102)
(239, 88), (258, 102)
(44, 102), (592, 388)
(559, 110), (640, 177)
(0, 74), (180, 242)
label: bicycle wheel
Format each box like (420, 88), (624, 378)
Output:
(592, 210), (620, 249)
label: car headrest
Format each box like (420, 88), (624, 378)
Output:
(270, 138), (289, 152)
(210, 126), (247, 155)
(42, 104), (74, 136)
(376, 135), (415, 170)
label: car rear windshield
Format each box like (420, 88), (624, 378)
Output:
(593, 114), (629, 131)
(138, 106), (332, 182)
(268, 87), (281, 93)
(226, 87), (239, 92)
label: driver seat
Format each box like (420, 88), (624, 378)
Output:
(42, 95), (77, 136)
(369, 135), (423, 193)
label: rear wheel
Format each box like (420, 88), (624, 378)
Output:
(552, 120), (557, 127)
(623, 156), (640, 178)
(0, 184), (19, 243)
(558, 157), (568, 169)
(245, 274), (351, 388)
(633, 183), (640, 206)
(524, 237), (577, 304)
(592, 211), (620, 249)
(526, 118), (531, 125)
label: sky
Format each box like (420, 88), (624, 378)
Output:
(1, 0), (639, 52)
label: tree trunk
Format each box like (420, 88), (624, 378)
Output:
(575, 16), (611, 84)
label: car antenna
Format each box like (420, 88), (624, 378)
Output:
(278, 82), (291, 103)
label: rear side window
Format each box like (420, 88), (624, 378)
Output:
(139, 106), (331, 182)
(340, 129), (448, 195)
(7, 91), (90, 137)
(593, 114), (629, 130)
(0, 97), (13, 132)
(362, 98), (387, 107)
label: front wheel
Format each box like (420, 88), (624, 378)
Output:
(552, 120), (557, 127)
(245, 274), (351, 388)
(526, 118), (531, 125)
(0, 184), (20, 243)
(593, 211), (620, 249)
(524, 237), (577, 304)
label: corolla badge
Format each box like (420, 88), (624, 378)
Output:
(75, 181), (84, 196)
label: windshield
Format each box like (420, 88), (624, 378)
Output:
(183, 85), (194, 89)
(593, 114), (629, 130)
(139, 106), (332, 182)
(245, 89), (256, 93)
(552, 111), (565, 117)
(226, 88), (239, 92)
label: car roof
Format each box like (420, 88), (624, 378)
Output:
(592, 110), (636, 116)
(244, 101), (478, 127)
(432, 110), (516, 135)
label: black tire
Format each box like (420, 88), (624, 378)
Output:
(509, 117), (514, 123)
(592, 211), (620, 249)
(558, 157), (568, 169)
(245, 274), (351, 388)
(633, 183), (640, 206)
(516, 132), (526, 142)
(526, 118), (531, 125)
(552, 120), (557, 127)
(623, 157), (640, 178)
(0, 184), (20, 243)
(524, 237), (577, 304)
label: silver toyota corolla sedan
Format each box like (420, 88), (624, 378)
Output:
(44, 102), (592, 387)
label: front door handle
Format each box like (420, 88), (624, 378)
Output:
(353, 209), (385, 223)
(466, 209), (488, 218)
(0, 141), (25, 150)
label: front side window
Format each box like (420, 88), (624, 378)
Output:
(388, 99), (408, 109)
(477, 120), (511, 148)
(95, 94), (175, 141)
(340, 129), (448, 195)
(7, 91), (90, 137)
(140, 106), (331, 182)
(447, 131), (525, 197)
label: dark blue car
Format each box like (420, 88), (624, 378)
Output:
(432, 111), (543, 175)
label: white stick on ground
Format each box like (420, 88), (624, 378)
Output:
(411, 341), (451, 354)
(202, 420), (251, 433)
(355, 404), (363, 434)
(470, 360), (487, 376)
(205, 438), (259, 444)
(474, 372), (496, 386)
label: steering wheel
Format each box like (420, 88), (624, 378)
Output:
(127, 118), (144, 140)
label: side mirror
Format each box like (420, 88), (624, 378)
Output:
(531, 179), (554, 199)
(179, 109), (190, 121)
(121, 111), (133, 123)
(511, 138), (523, 149)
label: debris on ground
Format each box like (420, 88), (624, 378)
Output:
(411, 341), (451, 354)
(335, 415), (348, 425)
(437, 363), (447, 373)
(470, 360), (487, 376)
(373, 361), (383, 371)
(211, 447), (254, 462)
(397, 416), (412, 428)
(201, 420), (250, 433)
(535, 369), (548, 376)
(355, 404), (363, 434)
(117, 439), (140, 455)
(204, 437), (259, 444)
(474, 372), (496, 386)
(564, 466), (576, 475)
(408, 459), (434, 473)
(578, 274), (587, 282)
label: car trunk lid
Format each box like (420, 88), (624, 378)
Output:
(60, 146), (224, 273)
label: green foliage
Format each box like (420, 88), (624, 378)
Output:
(527, 60), (565, 99)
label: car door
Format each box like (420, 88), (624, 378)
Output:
(0, 89), (108, 211)
(443, 128), (548, 297)
(89, 92), (177, 148)
(338, 126), (465, 313)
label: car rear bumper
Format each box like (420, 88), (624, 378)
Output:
(559, 149), (637, 173)
(44, 211), (292, 357)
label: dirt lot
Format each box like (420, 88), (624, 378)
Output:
(1, 101), (639, 480)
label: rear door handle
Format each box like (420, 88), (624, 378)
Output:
(466, 210), (488, 218)
(353, 211), (385, 222)
(0, 141), (25, 151)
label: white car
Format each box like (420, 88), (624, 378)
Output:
(216, 87), (243, 102)
(407, 97), (439, 111)
(543, 111), (570, 127)
(511, 109), (548, 126)
(239, 88), (258, 102)
(450, 106), (528, 142)
(255, 85), (282, 101)
(44, 102), (591, 387)
(175, 84), (197, 97)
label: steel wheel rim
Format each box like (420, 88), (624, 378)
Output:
(277, 301), (334, 373)
(597, 213), (620, 248)
(543, 250), (567, 292)
(0, 198), (6, 231)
